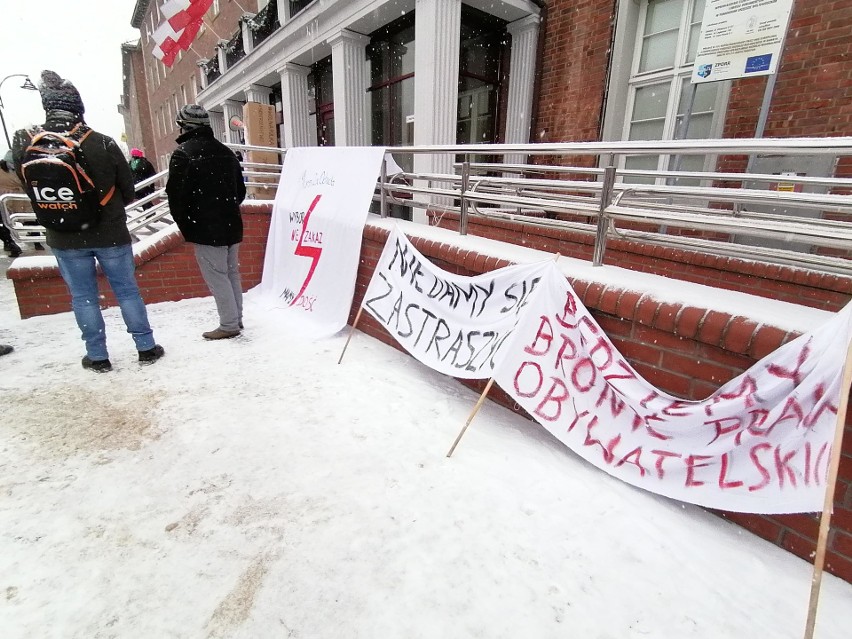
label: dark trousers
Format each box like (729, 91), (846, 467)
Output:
(0, 221), (18, 247)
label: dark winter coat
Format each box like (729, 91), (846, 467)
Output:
(129, 155), (158, 198)
(166, 126), (246, 247)
(11, 111), (135, 250)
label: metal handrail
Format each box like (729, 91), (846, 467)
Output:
(387, 137), (852, 155)
(4, 138), (851, 279)
(377, 138), (852, 275)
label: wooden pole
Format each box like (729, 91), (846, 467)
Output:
(448, 256), (555, 458)
(446, 378), (496, 458)
(337, 306), (365, 365)
(803, 338), (852, 639)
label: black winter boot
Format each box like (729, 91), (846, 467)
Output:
(138, 344), (165, 365)
(82, 356), (112, 373)
(3, 241), (22, 258)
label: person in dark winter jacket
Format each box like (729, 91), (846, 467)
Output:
(0, 151), (23, 257)
(2, 151), (45, 253)
(12, 70), (164, 372)
(128, 148), (157, 209)
(167, 104), (247, 341)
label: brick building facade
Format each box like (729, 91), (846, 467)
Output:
(127, 0), (256, 171)
(124, 1), (852, 180)
(535, 1), (852, 175)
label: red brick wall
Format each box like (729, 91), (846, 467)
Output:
(351, 223), (852, 585)
(535, 1), (614, 145)
(7, 205), (272, 319)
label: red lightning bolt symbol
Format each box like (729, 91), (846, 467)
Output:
(291, 194), (323, 306)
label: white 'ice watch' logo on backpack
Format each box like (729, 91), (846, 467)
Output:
(32, 185), (79, 210)
(33, 186), (75, 201)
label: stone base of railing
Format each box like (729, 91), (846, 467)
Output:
(6, 203), (273, 320)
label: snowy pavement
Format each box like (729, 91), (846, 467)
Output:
(1, 253), (851, 639)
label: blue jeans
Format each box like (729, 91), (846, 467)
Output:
(53, 244), (156, 360)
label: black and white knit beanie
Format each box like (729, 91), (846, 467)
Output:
(39, 70), (85, 116)
(176, 104), (210, 129)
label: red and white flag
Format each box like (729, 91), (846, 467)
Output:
(161, 0), (193, 30)
(150, 0), (214, 67)
(151, 20), (182, 67)
(186, 0), (214, 20)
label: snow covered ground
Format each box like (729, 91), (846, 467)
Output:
(1, 252), (851, 639)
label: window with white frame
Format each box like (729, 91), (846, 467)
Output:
(622, 0), (727, 183)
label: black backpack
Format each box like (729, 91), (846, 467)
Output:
(20, 124), (115, 232)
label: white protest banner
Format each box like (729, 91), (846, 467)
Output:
(692, 0), (794, 83)
(253, 146), (387, 336)
(494, 267), (852, 514)
(361, 227), (553, 379)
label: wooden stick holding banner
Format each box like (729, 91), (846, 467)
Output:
(337, 306), (365, 365)
(803, 338), (852, 639)
(448, 255), (556, 457)
(447, 378), (496, 458)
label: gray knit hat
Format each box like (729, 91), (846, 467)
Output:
(176, 104), (210, 129)
(39, 70), (85, 115)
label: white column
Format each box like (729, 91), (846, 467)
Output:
(279, 63), (314, 148)
(505, 15), (540, 168)
(197, 61), (209, 90)
(413, 0), (461, 223)
(242, 19), (255, 55)
(209, 110), (226, 142)
(277, 0), (291, 25)
(245, 84), (272, 105)
(223, 100), (244, 145)
(216, 42), (228, 73)
(328, 30), (370, 146)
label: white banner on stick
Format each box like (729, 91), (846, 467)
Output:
(493, 267), (852, 514)
(253, 146), (386, 336)
(362, 226), (554, 379)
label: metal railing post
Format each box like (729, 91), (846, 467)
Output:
(459, 156), (470, 235)
(380, 154), (388, 218)
(593, 164), (617, 266)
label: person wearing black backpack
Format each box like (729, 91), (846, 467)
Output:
(11, 70), (164, 373)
